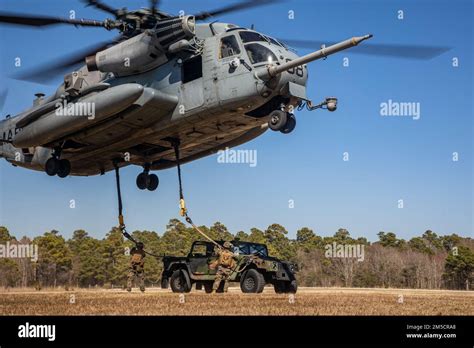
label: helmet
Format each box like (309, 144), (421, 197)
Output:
(223, 241), (232, 249)
(136, 242), (144, 249)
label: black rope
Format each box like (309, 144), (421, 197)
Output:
(171, 139), (225, 249)
(113, 163), (137, 244)
(172, 140), (184, 201)
(114, 164), (123, 219)
(113, 163), (166, 259)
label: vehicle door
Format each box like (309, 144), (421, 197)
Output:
(188, 242), (210, 275)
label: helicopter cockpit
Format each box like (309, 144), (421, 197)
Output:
(219, 29), (287, 67)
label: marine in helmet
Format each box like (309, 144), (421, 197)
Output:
(211, 241), (237, 293)
(126, 241), (146, 292)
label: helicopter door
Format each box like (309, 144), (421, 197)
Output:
(179, 55), (204, 111)
(216, 34), (249, 102)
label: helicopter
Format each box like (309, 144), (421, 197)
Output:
(0, 0), (449, 191)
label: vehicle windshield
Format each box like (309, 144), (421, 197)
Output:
(244, 43), (278, 65)
(235, 243), (268, 257)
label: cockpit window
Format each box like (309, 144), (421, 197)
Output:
(244, 43), (278, 65)
(220, 35), (241, 59)
(239, 31), (267, 43)
(265, 36), (284, 47)
(239, 31), (286, 48)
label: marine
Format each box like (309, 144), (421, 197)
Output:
(126, 242), (146, 292)
(212, 241), (237, 293)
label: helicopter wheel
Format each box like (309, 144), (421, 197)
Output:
(57, 159), (71, 178)
(136, 172), (149, 190)
(45, 158), (60, 176)
(147, 174), (159, 191)
(268, 110), (288, 131)
(280, 113), (296, 134)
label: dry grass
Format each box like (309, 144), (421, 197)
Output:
(0, 287), (472, 316)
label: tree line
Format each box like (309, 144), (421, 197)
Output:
(0, 221), (472, 290)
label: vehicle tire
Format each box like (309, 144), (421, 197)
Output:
(273, 281), (286, 294)
(203, 281), (213, 293)
(268, 110), (287, 131)
(240, 269), (265, 293)
(57, 159), (71, 178)
(161, 277), (169, 289)
(280, 113), (296, 134)
(147, 174), (159, 191)
(45, 158), (59, 176)
(287, 279), (298, 294)
(136, 172), (149, 190)
(170, 269), (191, 293)
(274, 279), (298, 293)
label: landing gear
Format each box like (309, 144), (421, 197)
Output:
(148, 173), (159, 191)
(45, 149), (71, 177)
(281, 113), (296, 134)
(268, 110), (296, 134)
(136, 172), (148, 190)
(45, 158), (60, 176)
(57, 159), (71, 178)
(268, 110), (287, 131)
(136, 164), (159, 191)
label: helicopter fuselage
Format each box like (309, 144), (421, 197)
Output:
(0, 22), (309, 176)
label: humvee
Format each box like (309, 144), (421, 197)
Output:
(161, 240), (298, 293)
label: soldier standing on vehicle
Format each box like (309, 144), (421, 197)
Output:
(212, 241), (237, 293)
(127, 242), (146, 292)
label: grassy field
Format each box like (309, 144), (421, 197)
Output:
(0, 287), (472, 315)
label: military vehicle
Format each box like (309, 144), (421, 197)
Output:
(161, 240), (298, 293)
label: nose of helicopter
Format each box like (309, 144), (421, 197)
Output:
(269, 49), (309, 98)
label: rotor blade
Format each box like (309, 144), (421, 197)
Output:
(278, 39), (451, 60)
(0, 89), (8, 112)
(10, 37), (121, 83)
(82, 0), (120, 17)
(0, 12), (106, 27)
(0, 89), (11, 137)
(194, 0), (280, 21)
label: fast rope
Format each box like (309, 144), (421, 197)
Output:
(171, 142), (257, 276)
(171, 139), (223, 251)
(113, 162), (163, 258)
(171, 141), (253, 277)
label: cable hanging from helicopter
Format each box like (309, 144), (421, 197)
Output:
(111, 141), (222, 256)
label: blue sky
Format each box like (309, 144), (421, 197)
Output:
(0, 0), (472, 241)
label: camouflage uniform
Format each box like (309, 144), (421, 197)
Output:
(212, 242), (236, 293)
(127, 242), (146, 292)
